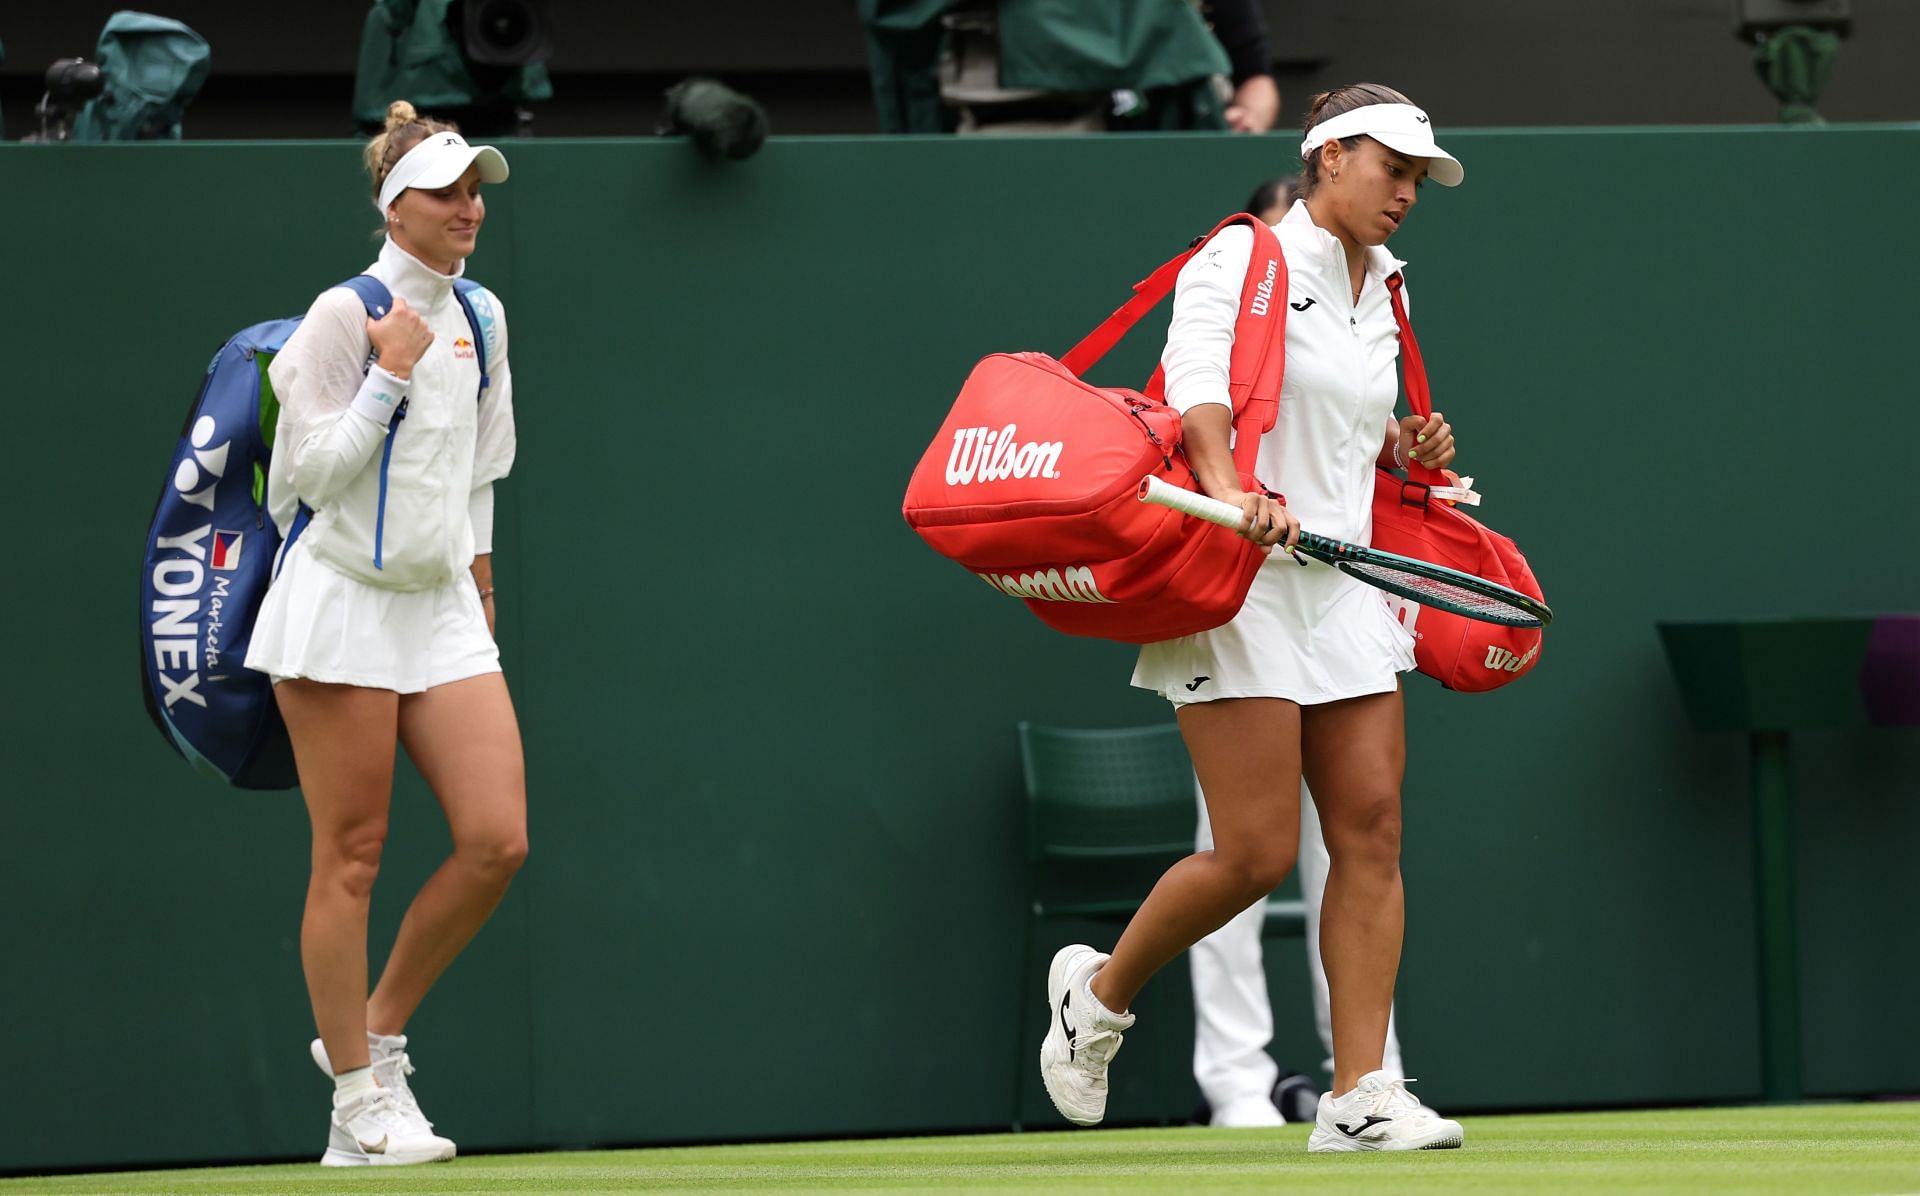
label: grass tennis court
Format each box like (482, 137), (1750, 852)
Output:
(8, 1103), (1916, 1194)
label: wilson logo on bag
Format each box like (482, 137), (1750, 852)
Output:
(944, 424), (1065, 485)
(903, 214), (1287, 643)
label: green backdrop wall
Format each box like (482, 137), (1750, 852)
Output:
(1, 127), (1916, 1174)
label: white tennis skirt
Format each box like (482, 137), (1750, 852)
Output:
(1132, 552), (1416, 707)
(244, 539), (500, 693)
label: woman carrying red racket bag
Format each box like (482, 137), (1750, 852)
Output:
(1038, 85), (1479, 1153)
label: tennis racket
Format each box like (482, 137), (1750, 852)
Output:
(1139, 475), (1552, 628)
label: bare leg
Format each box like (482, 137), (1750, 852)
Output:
(365, 672), (527, 1035)
(276, 679), (401, 1076)
(1090, 698), (1301, 1013)
(1300, 685), (1406, 1096)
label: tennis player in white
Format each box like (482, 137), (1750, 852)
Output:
(245, 100), (522, 1167)
(1040, 84), (1467, 1152)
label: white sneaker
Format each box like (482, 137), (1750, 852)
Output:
(1306, 1070), (1463, 1152)
(322, 1087), (458, 1166)
(1038, 944), (1135, 1126)
(311, 1035), (456, 1162)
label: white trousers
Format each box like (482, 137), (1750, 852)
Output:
(1191, 776), (1406, 1116)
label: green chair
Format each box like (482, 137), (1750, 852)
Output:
(1013, 721), (1307, 1127)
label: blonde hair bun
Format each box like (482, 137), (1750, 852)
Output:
(364, 100), (458, 197)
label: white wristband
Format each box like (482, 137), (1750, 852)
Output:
(349, 364), (410, 426)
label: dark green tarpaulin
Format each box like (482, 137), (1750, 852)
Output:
(859, 0), (1230, 133)
(997, 0), (1228, 93)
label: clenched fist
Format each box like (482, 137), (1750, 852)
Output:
(367, 295), (434, 380)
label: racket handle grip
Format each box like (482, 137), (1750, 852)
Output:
(1138, 475), (1246, 529)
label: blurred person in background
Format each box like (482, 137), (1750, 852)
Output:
(1207, 0), (1281, 134)
(1191, 173), (1426, 1130)
(1246, 175), (1299, 224)
(860, 0), (1279, 134)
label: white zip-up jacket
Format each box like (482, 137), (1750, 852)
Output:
(1160, 199), (1406, 546)
(267, 238), (516, 592)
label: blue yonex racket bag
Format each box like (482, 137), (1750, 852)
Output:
(138, 276), (490, 789)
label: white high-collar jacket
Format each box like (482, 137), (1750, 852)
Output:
(1159, 199), (1407, 547)
(1132, 200), (1417, 705)
(267, 238), (516, 592)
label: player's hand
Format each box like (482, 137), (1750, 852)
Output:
(368, 296), (434, 380)
(1400, 412), (1455, 471)
(1216, 488), (1298, 551)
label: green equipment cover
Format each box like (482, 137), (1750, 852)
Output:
(354, 0), (553, 132)
(71, 13), (211, 141)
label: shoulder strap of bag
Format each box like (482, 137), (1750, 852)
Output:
(338, 274), (395, 324)
(338, 275), (491, 403)
(451, 278), (492, 401)
(1385, 271), (1447, 488)
(1060, 213), (1287, 474)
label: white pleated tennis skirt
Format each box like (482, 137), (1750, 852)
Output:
(244, 539), (499, 693)
(1132, 552), (1416, 707)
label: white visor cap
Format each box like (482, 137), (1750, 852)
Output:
(376, 130), (510, 214)
(1300, 103), (1463, 187)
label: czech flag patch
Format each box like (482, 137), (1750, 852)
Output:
(211, 530), (244, 571)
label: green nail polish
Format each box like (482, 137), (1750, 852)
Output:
(1417, 433), (1427, 443)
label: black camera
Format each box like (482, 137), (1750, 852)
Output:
(462, 0), (553, 67)
(30, 57), (105, 142)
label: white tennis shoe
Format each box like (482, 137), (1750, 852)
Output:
(323, 1087), (457, 1167)
(311, 1034), (456, 1164)
(1306, 1070), (1463, 1152)
(1038, 944), (1135, 1126)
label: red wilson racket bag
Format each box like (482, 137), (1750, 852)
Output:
(903, 215), (1287, 643)
(1373, 274), (1546, 691)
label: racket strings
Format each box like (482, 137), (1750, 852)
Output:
(1338, 561), (1542, 627)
